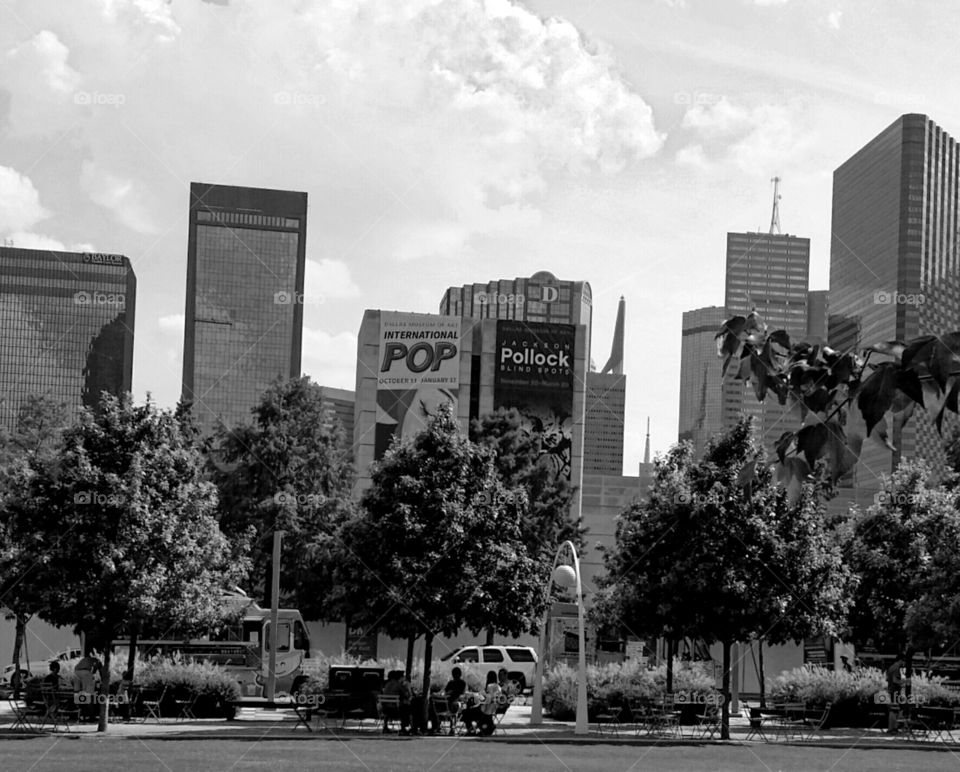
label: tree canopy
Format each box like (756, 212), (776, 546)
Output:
(211, 376), (355, 616)
(5, 394), (248, 731)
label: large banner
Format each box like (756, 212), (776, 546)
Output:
(375, 312), (460, 459)
(494, 320), (576, 479)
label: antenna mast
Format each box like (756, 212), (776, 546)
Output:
(769, 176), (782, 235)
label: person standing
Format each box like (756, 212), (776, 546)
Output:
(886, 654), (905, 734)
(74, 651), (102, 721)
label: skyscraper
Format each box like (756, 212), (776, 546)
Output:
(0, 247), (135, 428)
(722, 230), (811, 446)
(584, 296), (626, 475)
(829, 114), (960, 488)
(678, 305), (727, 455)
(182, 182), (307, 433)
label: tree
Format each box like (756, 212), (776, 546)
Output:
(0, 395), (70, 697)
(716, 313), (960, 493)
(844, 459), (960, 689)
(6, 394), (249, 731)
(331, 404), (546, 724)
(211, 376), (355, 616)
(595, 418), (853, 739)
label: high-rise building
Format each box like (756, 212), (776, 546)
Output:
(317, 385), (355, 450)
(722, 231), (811, 447)
(0, 247), (135, 428)
(807, 289), (829, 344)
(678, 305), (727, 455)
(182, 182), (307, 433)
(584, 296), (626, 475)
(829, 114), (960, 488)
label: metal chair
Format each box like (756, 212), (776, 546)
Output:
(695, 703), (721, 739)
(174, 689), (199, 721)
(801, 703), (831, 741)
(492, 695), (511, 736)
(430, 695), (460, 736)
(741, 705), (768, 742)
(138, 686), (167, 723)
(6, 696), (44, 732)
(594, 704), (623, 736)
(378, 693), (403, 733)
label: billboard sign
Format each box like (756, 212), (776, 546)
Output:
(375, 312), (461, 458)
(494, 320), (575, 479)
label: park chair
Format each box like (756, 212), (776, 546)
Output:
(801, 703), (831, 741)
(741, 705), (768, 742)
(174, 689), (199, 721)
(53, 690), (81, 730)
(430, 695), (460, 736)
(6, 696), (44, 732)
(773, 702), (807, 740)
(492, 695), (512, 736)
(138, 686), (167, 723)
(628, 699), (654, 736)
(378, 693), (403, 733)
(647, 694), (680, 737)
(695, 703), (721, 739)
(593, 704), (623, 737)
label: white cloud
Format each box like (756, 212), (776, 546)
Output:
(751, 0), (789, 5)
(6, 30), (79, 92)
(0, 167), (49, 232)
(79, 160), (159, 234)
(158, 313), (184, 334)
(2, 232), (65, 250)
(1, 31), (81, 137)
(826, 10), (843, 30)
(675, 144), (708, 169)
(301, 328), (358, 390)
(99, 0), (181, 41)
(304, 258), (361, 299)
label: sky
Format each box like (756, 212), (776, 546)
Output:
(1, 0), (958, 472)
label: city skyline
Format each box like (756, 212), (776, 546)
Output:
(2, 1), (959, 467)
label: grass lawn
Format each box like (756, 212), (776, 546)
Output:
(3, 736), (960, 772)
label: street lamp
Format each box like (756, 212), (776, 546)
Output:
(530, 540), (588, 735)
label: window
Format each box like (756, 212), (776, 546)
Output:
(456, 648), (479, 663)
(506, 648), (536, 662)
(482, 647), (504, 662)
(294, 621), (310, 652)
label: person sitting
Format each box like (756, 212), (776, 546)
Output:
(461, 671), (502, 736)
(444, 667), (467, 713)
(43, 661), (65, 690)
(382, 670), (413, 735)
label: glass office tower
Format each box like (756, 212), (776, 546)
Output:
(829, 114), (960, 488)
(0, 247), (136, 428)
(182, 183), (307, 433)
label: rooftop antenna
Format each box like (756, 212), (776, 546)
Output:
(769, 176), (782, 235)
(643, 417), (651, 465)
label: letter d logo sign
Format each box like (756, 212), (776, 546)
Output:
(542, 286), (559, 302)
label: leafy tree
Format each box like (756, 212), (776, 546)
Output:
(595, 418), (853, 738)
(6, 394), (249, 731)
(0, 395), (69, 697)
(211, 376), (355, 616)
(844, 459), (960, 688)
(331, 404), (546, 722)
(716, 313), (960, 492)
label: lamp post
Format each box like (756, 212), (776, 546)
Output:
(530, 540), (588, 735)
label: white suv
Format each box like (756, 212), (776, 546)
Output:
(441, 645), (538, 692)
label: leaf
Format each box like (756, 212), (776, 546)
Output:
(803, 387), (835, 415)
(930, 334), (960, 391)
(866, 341), (907, 361)
(894, 368), (924, 408)
(900, 335), (937, 369)
(829, 353), (858, 388)
(796, 424), (829, 468)
(774, 432), (795, 464)
(751, 351), (769, 401)
(857, 363), (898, 437)
(768, 330), (791, 351)
(935, 377), (960, 433)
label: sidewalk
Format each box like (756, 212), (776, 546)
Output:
(0, 701), (952, 750)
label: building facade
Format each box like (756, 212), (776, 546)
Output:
(353, 309), (588, 518)
(182, 182), (307, 434)
(0, 247), (135, 428)
(829, 113), (960, 488)
(677, 305), (727, 456)
(317, 385), (355, 451)
(722, 231), (811, 449)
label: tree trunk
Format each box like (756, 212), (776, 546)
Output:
(98, 642), (112, 732)
(421, 632), (434, 729)
(720, 640), (731, 740)
(10, 613), (28, 700)
(758, 637), (766, 709)
(405, 637), (415, 679)
(665, 638), (674, 694)
(485, 628), (494, 646)
(263, 558), (272, 609)
(126, 627), (138, 681)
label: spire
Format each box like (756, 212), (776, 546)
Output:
(769, 176), (782, 235)
(600, 296), (625, 375)
(643, 416), (651, 465)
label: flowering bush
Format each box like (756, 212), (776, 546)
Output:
(769, 665), (960, 708)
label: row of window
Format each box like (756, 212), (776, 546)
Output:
(195, 211), (301, 229)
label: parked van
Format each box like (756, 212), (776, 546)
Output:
(440, 645), (538, 692)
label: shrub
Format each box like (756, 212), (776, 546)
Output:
(768, 665), (960, 708)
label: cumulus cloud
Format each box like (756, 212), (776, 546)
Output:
(304, 258), (361, 300)
(826, 10), (842, 30)
(79, 160), (159, 234)
(158, 313), (184, 334)
(0, 166), (49, 232)
(301, 328), (359, 390)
